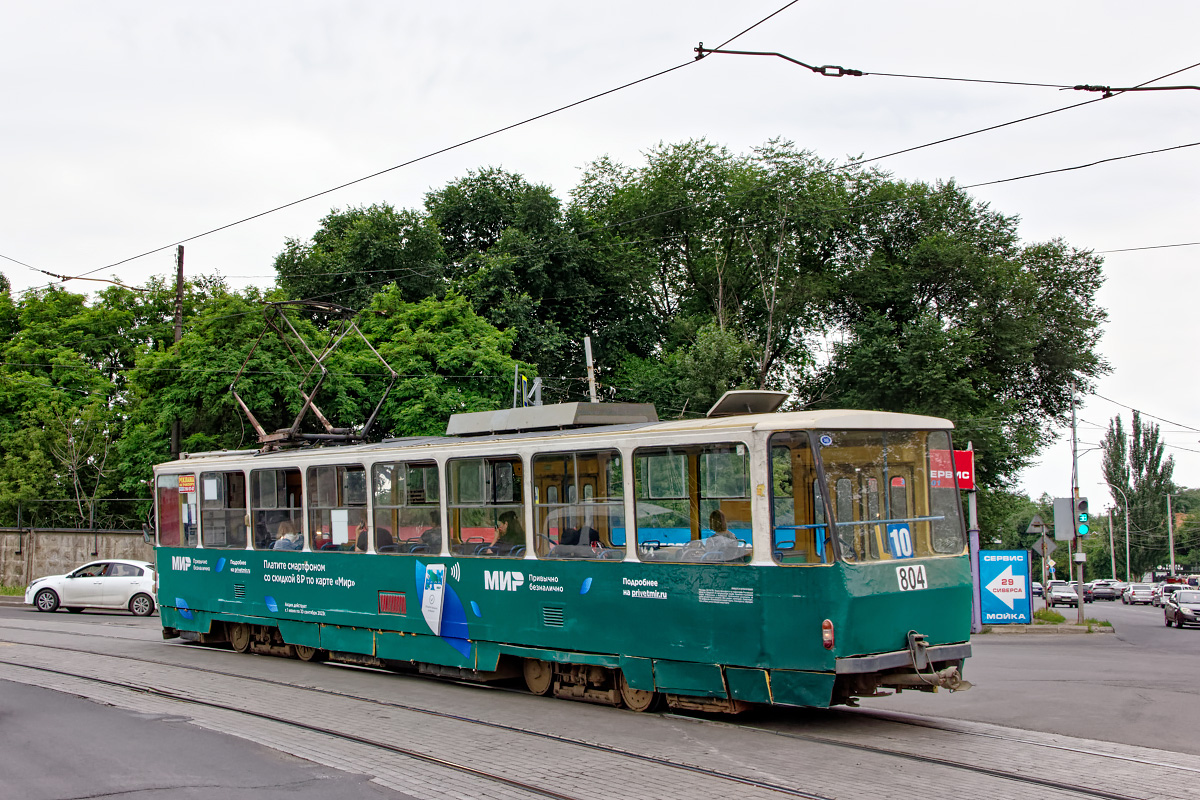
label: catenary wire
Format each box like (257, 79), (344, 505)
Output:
(15, 0), (805, 296)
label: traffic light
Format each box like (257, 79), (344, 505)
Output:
(1075, 497), (1090, 536)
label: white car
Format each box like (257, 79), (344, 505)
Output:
(24, 559), (157, 616)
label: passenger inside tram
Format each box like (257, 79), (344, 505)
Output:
(418, 510), (441, 552)
(489, 510), (525, 555)
(272, 520), (302, 550)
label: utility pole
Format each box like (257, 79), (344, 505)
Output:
(1070, 383), (1084, 625)
(966, 441), (981, 634)
(1108, 506), (1116, 580)
(584, 336), (599, 403)
(1167, 494), (1177, 578)
(172, 245), (184, 458)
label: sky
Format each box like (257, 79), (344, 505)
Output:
(2, 1), (1198, 510)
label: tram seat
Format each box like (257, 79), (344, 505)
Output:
(320, 543), (341, 551)
(409, 544), (429, 554)
(510, 545), (526, 556)
(378, 544), (399, 553)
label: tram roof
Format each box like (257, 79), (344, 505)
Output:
(156, 407), (952, 470)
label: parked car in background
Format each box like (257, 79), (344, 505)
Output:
(24, 559), (156, 616)
(1032, 581), (1044, 597)
(1123, 583), (1155, 604)
(1047, 581), (1079, 607)
(1153, 583), (1189, 608)
(1163, 589), (1200, 627)
(1090, 580), (1122, 601)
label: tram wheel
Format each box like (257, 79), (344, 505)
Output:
(523, 659), (554, 696)
(618, 672), (662, 713)
(229, 623), (252, 653)
(294, 645), (327, 662)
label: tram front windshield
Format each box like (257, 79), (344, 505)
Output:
(770, 429), (966, 563)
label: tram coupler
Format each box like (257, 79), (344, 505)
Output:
(906, 630), (929, 670)
(879, 666), (971, 692)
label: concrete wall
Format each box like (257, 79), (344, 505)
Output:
(0, 529), (156, 589)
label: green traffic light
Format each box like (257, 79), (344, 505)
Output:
(1077, 523), (1089, 536)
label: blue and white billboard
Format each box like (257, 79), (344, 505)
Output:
(979, 550), (1032, 624)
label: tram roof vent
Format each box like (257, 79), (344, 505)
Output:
(446, 402), (658, 436)
(706, 390), (790, 418)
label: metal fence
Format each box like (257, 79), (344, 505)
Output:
(5, 498), (151, 532)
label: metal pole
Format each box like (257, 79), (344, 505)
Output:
(1118, 501), (1128, 582)
(1105, 482), (1131, 583)
(1070, 383), (1084, 625)
(1168, 494), (1177, 578)
(172, 245), (184, 458)
(1108, 506), (1116, 580)
(966, 442), (982, 634)
(584, 336), (599, 403)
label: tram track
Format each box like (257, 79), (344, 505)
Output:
(0, 627), (1175, 800)
(0, 636), (834, 800)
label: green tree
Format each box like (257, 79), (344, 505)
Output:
(1101, 410), (1176, 578)
(275, 204), (446, 312)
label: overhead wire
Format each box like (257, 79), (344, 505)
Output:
(15, 28), (1195, 297)
(15, 0), (802, 297)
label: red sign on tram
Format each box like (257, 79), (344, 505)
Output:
(929, 450), (975, 491)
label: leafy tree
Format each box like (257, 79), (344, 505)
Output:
(1101, 410), (1177, 577)
(275, 204), (446, 312)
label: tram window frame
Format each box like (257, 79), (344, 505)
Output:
(200, 471), (248, 549)
(251, 467), (303, 551)
(926, 430), (968, 554)
(815, 429), (966, 562)
(307, 464), (368, 552)
(371, 461), (440, 555)
(446, 455), (525, 557)
(633, 442), (752, 565)
(768, 435), (832, 566)
(155, 473), (198, 548)
(532, 449), (626, 561)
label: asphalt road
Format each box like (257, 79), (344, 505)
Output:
(0, 592), (1195, 763)
(857, 597), (1200, 752)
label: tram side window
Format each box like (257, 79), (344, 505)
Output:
(251, 468), (303, 551)
(532, 450), (625, 560)
(156, 474), (198, 548)
(633, 443), (752, 564)
(308, 464), (368, 552)
(372, 461), (440, 554)
(768, 435), (831, 565)
(200, 471), (247, 549)
(447, 456), (525, 557)
(927, 430), (967, 553)
(816, 429), (966, 562)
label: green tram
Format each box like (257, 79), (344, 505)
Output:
(152, 397), (972, 712)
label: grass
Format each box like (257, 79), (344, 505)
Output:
(1033, 607), (1066, 624)
(0, 584), (24, 596)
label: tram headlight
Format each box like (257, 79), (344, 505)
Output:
(821, 619), (835, 650)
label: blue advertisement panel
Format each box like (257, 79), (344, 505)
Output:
(979, 550), (1031, 624)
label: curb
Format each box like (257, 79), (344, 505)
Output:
(0, 595), (24, 605)
(983, 623), (1114, 635)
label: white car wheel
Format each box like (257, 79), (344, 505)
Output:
(129, 594), (155, 617)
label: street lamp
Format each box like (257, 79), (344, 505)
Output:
(1104, 482), (1131, 583)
